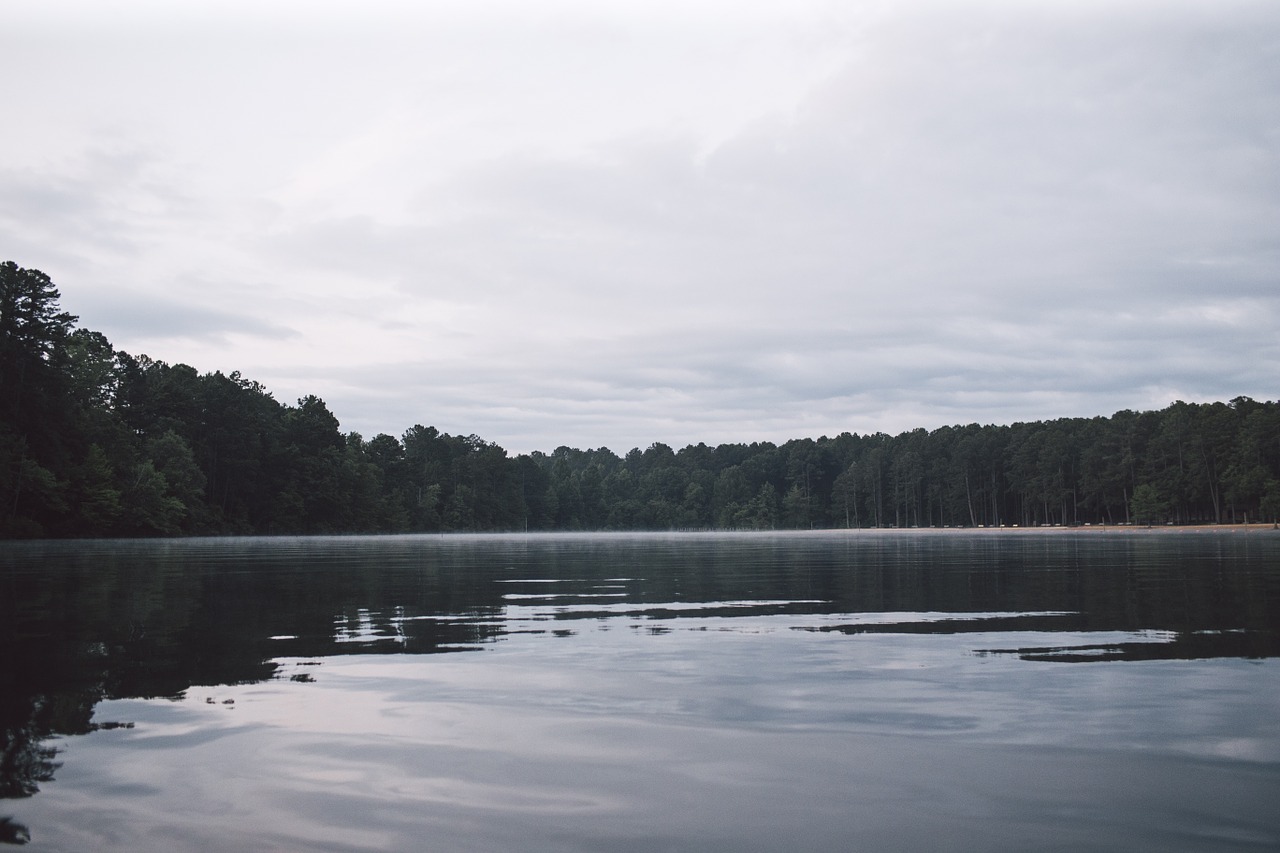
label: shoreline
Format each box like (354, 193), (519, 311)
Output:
(4, 523), (1278, 544)
(817, 522), (1280, 535)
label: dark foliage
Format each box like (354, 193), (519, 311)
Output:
(3, 262), (1278, 537)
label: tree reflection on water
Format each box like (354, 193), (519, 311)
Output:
(1, 530), (1278, 835)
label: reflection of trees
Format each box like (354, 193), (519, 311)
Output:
(0, 698), (62, 799)
(1, 532), (1278, 807)
(0, 817), (32, 845)
(522, 534), (1280, 661)
(0, 538), (519, 813)
(982, 629), (1280, 662)
(0, 727), (58, 800)
(3, 538), (512, 699)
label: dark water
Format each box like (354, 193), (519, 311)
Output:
(2, 530), (1279, 851)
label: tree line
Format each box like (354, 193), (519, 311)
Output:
(3, 261), (1278, 538)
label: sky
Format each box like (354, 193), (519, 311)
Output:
(3, 0), (1277, 454)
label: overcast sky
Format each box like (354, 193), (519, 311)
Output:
(3, 0), (1277, 454)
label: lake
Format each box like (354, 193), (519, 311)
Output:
(2, 530), (1279, 851)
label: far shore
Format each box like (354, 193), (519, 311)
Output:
(814, 522), (1280, 535)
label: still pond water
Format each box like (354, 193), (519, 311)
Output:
(2, 530), (1279, 851)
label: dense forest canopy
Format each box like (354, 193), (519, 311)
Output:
(2, 261), (1278, 538)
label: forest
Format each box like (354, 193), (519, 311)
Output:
(2, 261), (1278, 538)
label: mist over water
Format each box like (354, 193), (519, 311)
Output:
(3, 531), (1279, 851)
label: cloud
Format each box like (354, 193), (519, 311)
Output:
(69, 289), (298, 349)
(2, 1), (1277, 452)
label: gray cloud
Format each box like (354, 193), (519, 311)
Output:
(69, 287), (299, 349)
(3, 1), (1277, 452)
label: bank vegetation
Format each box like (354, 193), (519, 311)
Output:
(3, 262), (1278, 537)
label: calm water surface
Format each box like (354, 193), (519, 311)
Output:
(2, 530), (1279, 851)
